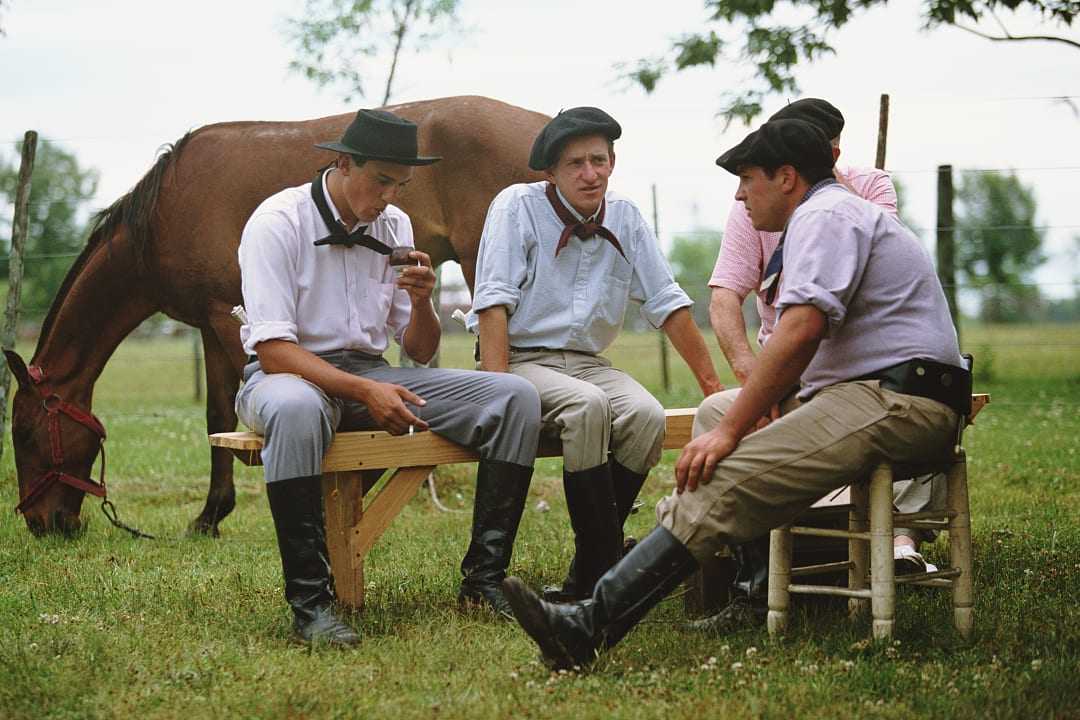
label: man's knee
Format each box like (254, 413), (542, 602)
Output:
(261, 377), (334, 434)
(498, 373), (542, 420)
(693, 387), (741, 437)
(567, 383), (612, 428)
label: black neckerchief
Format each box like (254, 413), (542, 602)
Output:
(310, 169), (392, 254)
(761, 178), (839, 305)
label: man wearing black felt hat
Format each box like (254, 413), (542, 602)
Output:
(500, 117), (969, 671)
(467, 106), (721, 605)
(235, 108), (543, 645)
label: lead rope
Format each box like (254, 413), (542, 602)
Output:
(95, 444), (156, 539)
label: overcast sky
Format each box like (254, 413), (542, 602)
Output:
(2, 0), (1077, 300)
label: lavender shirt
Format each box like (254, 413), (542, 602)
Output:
(775, 184), (962, 399)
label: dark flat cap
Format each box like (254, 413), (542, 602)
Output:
(769, 98), (844, 140)
(715, 119), (835, 178)
(528, 107), (622, 171)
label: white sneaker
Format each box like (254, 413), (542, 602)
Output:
(893, 545), (928, 575)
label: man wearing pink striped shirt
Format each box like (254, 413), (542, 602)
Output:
(700, 98), (943, 635)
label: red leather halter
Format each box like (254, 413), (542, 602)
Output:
(14, 363), (108, 515)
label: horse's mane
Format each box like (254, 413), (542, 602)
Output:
(34, 131), (196, 351)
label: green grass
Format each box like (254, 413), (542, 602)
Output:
(2, 325), (1078, 719)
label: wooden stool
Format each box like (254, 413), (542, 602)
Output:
(766, 393), (988, 641)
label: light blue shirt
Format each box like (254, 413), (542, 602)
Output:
(776, 184), (963, 399)
(468, 182), (691, 354)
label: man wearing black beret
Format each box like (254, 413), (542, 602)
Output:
(236, 108), (543, 643)
(703, 99), (941, 636)
(468, 107), (722, 603)
(500, 118), (969, 670)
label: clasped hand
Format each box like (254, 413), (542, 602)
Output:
(395, 250), (436, 302)
(674, 422), (741, 495)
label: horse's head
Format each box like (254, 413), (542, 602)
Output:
(5, 350), (106, 536)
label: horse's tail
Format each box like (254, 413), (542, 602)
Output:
(34, 132), (195, 346)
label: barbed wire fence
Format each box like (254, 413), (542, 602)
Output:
(2, 93), (1079, 424)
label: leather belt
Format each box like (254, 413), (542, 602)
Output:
(858, 358), (971, 417)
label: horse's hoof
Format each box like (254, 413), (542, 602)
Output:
(186, 518), (221, 538)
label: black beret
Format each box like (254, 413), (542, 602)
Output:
(528, 107), (622, 171)
(715, 119), (835, 177)
(769, 98), (845, 140)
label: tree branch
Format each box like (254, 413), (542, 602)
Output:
(953, 21), (1080, 50)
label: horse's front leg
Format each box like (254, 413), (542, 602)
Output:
(188, 322), (241, 537)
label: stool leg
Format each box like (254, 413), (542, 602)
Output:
(767, 526), (792, 637)
(948, 450), (974, 639)
(869, 463), (895, 640)
(848, 481), (870, 620)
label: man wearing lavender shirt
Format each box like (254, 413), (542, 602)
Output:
(704, 99), (943, 635)
(499, 119), (970, 671)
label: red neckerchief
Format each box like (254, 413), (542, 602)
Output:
(544, 182), (626, 260)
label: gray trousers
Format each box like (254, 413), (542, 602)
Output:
(508, 349), (666, 474)
(694, 387), (947, 541)
(236, 350), (541, 482)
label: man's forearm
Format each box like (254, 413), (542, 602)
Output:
(662, 307), (723, 395)
(402, 299), (441, 364)
(477, 306), (510, 372)
(709, 288), (758, 384)
(255, 339), (376, 404)
(718, 305), (826, 439)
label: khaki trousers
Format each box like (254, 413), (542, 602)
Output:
(692, 387), (947, 541)
(509, 349), (666, 473)
(656, 381), (957, 565)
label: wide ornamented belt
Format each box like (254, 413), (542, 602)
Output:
(857, 358), (972, 417)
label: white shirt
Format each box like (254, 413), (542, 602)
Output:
(468, 181), (691, 354)
(238, 173), (415, 356)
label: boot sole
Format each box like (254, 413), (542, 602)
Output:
(501, 577), (581, 671)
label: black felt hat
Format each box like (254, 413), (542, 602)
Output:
(769, 98), (845, 140)
(715, 119), (835, 176)
(315, 109), (441, 166)
(528, 107), (622, 171)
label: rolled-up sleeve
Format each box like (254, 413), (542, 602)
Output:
(239, 210), (300, 355)
(709, 201), (764, 297)
(470, 197), (529, 316)
(628, 212), (692, 328)
(861, 170), (898, 217)
(775, 207), (870, 336)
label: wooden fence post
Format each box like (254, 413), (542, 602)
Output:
(875, 94), (890, 170)
(651, 184), (670, 392)
(1, 131), (39, 458)
(936, 164), (960, 345)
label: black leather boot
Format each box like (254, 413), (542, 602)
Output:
(458, 460), (533, 618)
(562, 462), (624, 600)
(686, 535), (769, 635)
(503, 526), (697, 670)
(266, 475), (360, 646)
(544, 460), (648, 602)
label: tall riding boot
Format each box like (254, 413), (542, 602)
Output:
(266, 475), (360, 646)
(503, 525), (698, 670)
(545, 460), (648, 602)
(686, 535), (769, 634)
(563, 462), (623, 600)
(458, 460), (534, 618)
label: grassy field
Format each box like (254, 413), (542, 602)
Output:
(1, 325), (1078, 719)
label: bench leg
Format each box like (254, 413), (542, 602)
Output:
(947, 452), (974, 639)
(848, 480), (870, 621)
(683, 549), (735, 618)
(351, 466), (436, 559)
(869, 463), (895, 640)
(767, 526), (792, 636)
(323, 471), (366, 611)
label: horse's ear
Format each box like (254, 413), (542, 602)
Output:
(4, 350), (31, 390)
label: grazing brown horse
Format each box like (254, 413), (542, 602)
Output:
(5, 95), (548, 537)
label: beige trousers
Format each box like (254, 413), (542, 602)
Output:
(691, 387), (947, 540)
(656, 381), (957, 565)
(509, 349), (666, 473)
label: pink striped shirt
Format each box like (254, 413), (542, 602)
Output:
(709, 166), (898, 346)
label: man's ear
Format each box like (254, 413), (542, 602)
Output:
(609, 150), (616, 174)
(780, 165), (799, 193)
(832, 145), (842, 163)
(543, 169), (556, 183)
(336, 154), (351, 175)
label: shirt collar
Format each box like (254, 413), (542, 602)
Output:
(321, 170), (366, 234)
(555, 185), (602, 223)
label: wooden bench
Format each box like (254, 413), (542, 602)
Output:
(210, 408), (699, 611)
